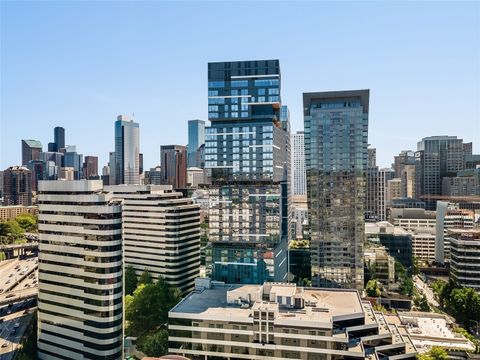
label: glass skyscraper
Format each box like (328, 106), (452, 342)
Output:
(304, 90), (369, 290)
(187, 119), (205, 168)
(114, 115), (140, 185)
(205, 59), (290, 284)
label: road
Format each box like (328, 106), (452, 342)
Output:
(0, 306), (34, 360)
(414, 275), (440, 307)
(0, 258), (35, 294)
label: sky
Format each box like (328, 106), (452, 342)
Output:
(1, 1), (479, 170)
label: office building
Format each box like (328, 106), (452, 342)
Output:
(411, 228), (436, 263)
(291, 131), (306, 196)
(449, 229), (480, 291)
(105, 185), (200, 294)
(401, 164), (417, 199)
(114, 115), (140, 185)
(393, 150), (415, 179)
(365, 222), (413, 270)
(161, 145), (187, 189)
(63, 145), (83, 180)
(40, 151), (63, 168)
(291, 195), (308, 240)
(37, 180), (123, 359)
(2, 166), (32, 206)
(187, 119), (206, 168)
(435, 202), (474, 264)
(58, 167), (75, 180)
(26, 160), (47, 192)
(204, 59), (290, 284)
(54, 126), (65, 151)
(416, 136), (467, 209)
(187, 167), (206, 188)
(304, 90), (369, 290)
(366, 148), (391, 222)
(390, 208), (436, 230)
(139, 153), (143, 175)
(168, 279), (417, 360)
(386, 178), (402, 204)
(465, 154), (480, 169)
(21, 139), (42, 166)
(82, 156), (98, 179)
(442, 168), (480, 196)
(0, 171), (3, 203)
(147, 166), (162, 185)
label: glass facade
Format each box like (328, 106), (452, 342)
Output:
(304, 90), (369, 290)
(114, 115), (140, 185)
(187, 119), (205, 168)
(205, 60), (290, 284)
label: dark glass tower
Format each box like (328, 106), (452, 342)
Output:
(187, 120), (205, 168)
(54, 126), (65, 150)
(205, 59), (290, 284)
(304, 90), (369, 290)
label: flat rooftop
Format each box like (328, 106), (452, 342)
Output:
(169, 282), (363, 326)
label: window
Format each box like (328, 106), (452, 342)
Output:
(231, 80), (248, 87)
(209, 81), (225, 88)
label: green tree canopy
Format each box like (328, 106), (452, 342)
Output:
(0, 220), (25, 237)
(416, 346), (448, 360)
(139, 329), (169, 357)
(138, 270), (153, 286)
(366, 279), (381, 297)
(125, 265), (138, 296)
(14, 214), (37, 232)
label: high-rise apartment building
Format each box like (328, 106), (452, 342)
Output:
(82, 155), (98, 179)
(393, 150), (415, 178)
(365, 147), (391, 221)
(401, 164), (417, 198)
(2, 166), (32, 206)
(291, 131), (306, 196)
(21, 139), (42, 166)
(37, 180), (123, 359)
(304, 90), (369, 290)
(205, 59), (290, 284)
(105, 185), (200, 294)
(386, 178), (402, 204)
(442, 168), (480, 196)
(160, 145), (187, 189)
(114, 115), (140, 185)
(187, 120), (205, 168)
(416, 136), (467, 209)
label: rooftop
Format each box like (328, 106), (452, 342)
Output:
(169, 280), (364, 327)
(365, 222), (410, 236)
(22, 139), (42, 148)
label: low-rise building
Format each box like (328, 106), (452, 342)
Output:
(364, 246), (395, 288)
(410, 228), (436, 263)
(168, 279), (417, 360)
(390, 208), (436, 231)
(0, 205), (37, 221)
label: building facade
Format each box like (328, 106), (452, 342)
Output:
(291, 131), (306, 196)
(83, 156), (98, 179)
(3, 166), (32, 206)
(21, 139), (42, 166)
(37, 180), (123, 359)
(168, 279), (417, 360)
(366, 148), (391, 222)
(114, 115), (140, 185)
(0, 205), (37, 221)
(204, 59), (290, 284)
(188, 120), (206, 168)
(106, 185), (200, 294)
(449, 229), (480, 291)
(161, 145), (187, 189)
(304, 90), (369, 290)
(63, 146), (83, 180)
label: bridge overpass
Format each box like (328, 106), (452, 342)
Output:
(0, 242), (38, 259)
(0, 287), (37, 306)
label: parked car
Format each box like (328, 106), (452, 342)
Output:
(5, 294), (15, 299)
(1, 342), (8, 348)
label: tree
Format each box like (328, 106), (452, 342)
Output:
(416, 346), (448, 360)
(419, 295), (431, 312)
(15, 214), (37, 232)
(399, 277), (414, 297)
(412, 256), (420, 276)
(138, 270), (153, 285)
(139, 329), (169, 357)
(125, 266), (138, 296)
(366, 279), (381, 297)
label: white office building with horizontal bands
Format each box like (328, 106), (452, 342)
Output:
(37, 180), (123, 360)
(168, 279), (417, 360)
(106, 184), (200, 294)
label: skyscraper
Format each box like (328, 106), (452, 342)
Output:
(63, 145), (83, 180)
(187, 119), (205, 168)
(160, 145), (187, 189)
(82, 155), (98, 179)
(114, 115), (140, 185)
(416, 136), (466, 209)
(366, 147), (391, 221)
(291, 131), (306, 196)
(2, 166), (32, 206)
(21, 139), (42, 166)
(37, 180), (123, 360)
(304, 90), (369, 290)
(205, 59), (290, 284)
(54, 126), (65, 150)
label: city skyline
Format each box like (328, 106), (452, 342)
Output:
(1, 1), (479, 170)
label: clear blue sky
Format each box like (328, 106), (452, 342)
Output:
(1, 1), (479, 170)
